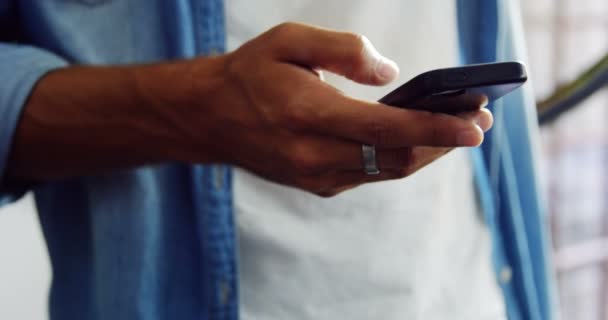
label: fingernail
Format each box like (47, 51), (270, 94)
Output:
(376, 58), (399, 82)
(457, 127), (483, 146)
(480, 96), (489, 108)
(474, 112), (493, 132)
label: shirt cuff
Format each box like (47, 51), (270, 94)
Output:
(0, 43), (68, 205)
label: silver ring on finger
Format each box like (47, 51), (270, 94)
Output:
(361, 144), (380, 175)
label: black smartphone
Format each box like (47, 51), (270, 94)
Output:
(378, 62), (527, 114)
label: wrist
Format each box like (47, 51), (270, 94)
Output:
(130, 55), (229, 164)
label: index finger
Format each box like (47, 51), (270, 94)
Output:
(303, 90), (488, 148)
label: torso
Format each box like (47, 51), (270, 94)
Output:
(226, 1), (506, 319)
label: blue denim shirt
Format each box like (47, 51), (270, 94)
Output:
(0, 1), (555, 320)
(0, 1), (236, 320)
(458, 0), (556, 319)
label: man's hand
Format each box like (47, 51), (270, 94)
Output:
(171, 23), (492, 196)
(7, 23), (491, 197)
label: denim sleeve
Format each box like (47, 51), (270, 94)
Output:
(0, 43), (67, 205)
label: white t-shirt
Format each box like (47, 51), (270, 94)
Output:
(226, 1), (506, 319)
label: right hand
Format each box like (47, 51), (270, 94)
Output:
(172, 23), (492, 197)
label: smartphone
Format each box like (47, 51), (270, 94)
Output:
(378, 62), (527, 113)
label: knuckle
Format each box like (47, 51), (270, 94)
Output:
(429, 120), (445, 146)
(343, 32), (367, 68)
(422, 112), (451, 146)
(281, 86), (315, 130)
(286, 142), (322, 174)
(345, 32), (366, 55)
(268, 22), (298, 41)
(393, 149), (418, 178)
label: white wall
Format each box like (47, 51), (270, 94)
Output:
(0, 194), (50, 320)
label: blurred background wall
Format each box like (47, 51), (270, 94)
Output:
(522, 0), (608, 319)
(0, 1), (607, 319)
(0, 195), (50, 320)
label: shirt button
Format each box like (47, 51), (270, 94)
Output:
(499, 266), (513, 284)
(219, 280), (231, 306)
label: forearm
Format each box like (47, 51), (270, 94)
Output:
(5, 57), (225, 181)
(3, 23), (492, 197)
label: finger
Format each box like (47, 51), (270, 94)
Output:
(312, 145), (467, 195)
(281, 135), (415, 175)
(301, 91), (490, 148)
(384, 92), (490, 114)
(304, 145), (464, 197)
(349, 147), (451, 181)
(297, 136), (414, 171)
(266, 22), (399, 85)
(453, 107), (493, 132)
(404, 146), (453, 174)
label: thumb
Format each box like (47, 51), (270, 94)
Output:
(269, 23), (399, 85)
(347, 35), (400, 85)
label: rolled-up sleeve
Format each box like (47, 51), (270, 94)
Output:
(0, 43), (67, 204)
